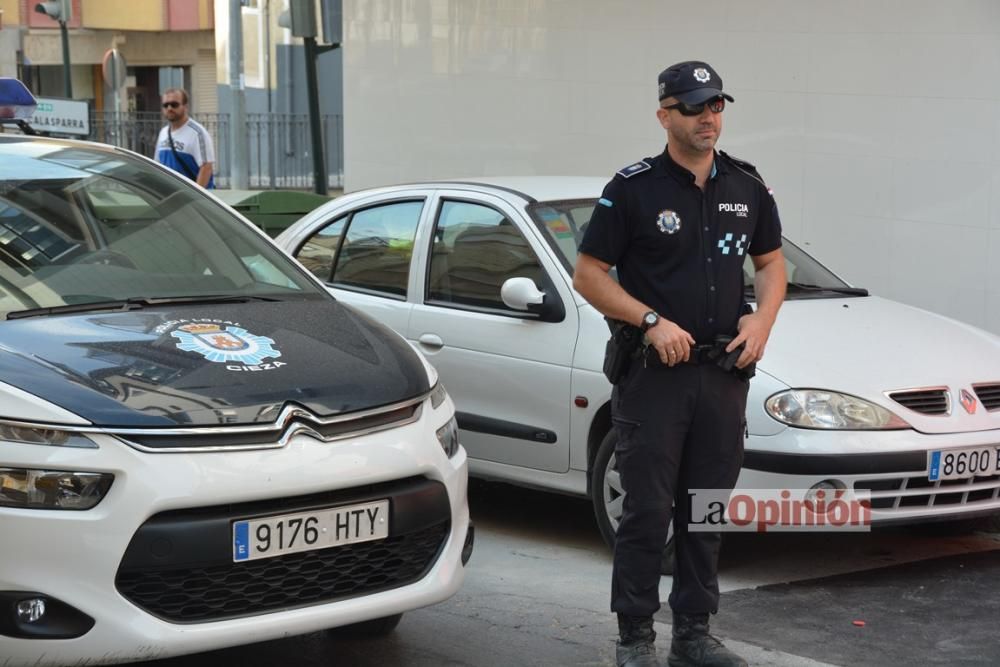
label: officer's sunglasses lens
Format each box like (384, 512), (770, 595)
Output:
(668, 97), (725, 116)
(706, 97), (725, 113)
(162, 102), (180, 109)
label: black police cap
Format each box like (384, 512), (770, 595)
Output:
(657, 61), (735, 104)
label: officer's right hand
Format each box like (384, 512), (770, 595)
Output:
(646, 319), (696, 367)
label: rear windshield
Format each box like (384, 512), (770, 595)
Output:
(0, 137), (323, 318)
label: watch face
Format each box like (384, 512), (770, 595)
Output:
(644, 312), (658, 328)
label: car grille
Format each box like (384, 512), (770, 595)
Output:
(973, 383), (1000, 411)
(114, 477), (452, 623)
(113, 402), (423, 452)
(887, 388), (949, 415)
(855, 473), (1000, 511)
(117, 522), (449, 623)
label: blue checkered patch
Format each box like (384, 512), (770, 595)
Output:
(718, 233), (748, 256)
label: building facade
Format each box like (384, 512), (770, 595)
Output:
(0, 0), (345, 190)
(1, 0), (216, 114)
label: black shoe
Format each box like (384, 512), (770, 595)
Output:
(667, 613), (747, 667)
(616, 615), (659, 667)
(616, 640), (658, 667)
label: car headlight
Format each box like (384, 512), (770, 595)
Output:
(0, 468), (114, 510)
(436, 417), (460, 458)
(0, 424), (98, 449)
(765, 389), (910, 430)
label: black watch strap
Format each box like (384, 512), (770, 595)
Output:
(640, 310), (659, 332)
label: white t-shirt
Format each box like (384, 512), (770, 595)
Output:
(155, 119), (216, 186)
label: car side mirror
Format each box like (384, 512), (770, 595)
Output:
(500, 277), (564, 323)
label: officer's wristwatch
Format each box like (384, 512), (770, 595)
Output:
(640, 310), (660, 332)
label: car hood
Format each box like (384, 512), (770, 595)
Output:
(764, 296), (1000, 434)
(0, 300), (430, 427)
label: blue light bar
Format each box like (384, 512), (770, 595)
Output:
(0, 78), (38, 120)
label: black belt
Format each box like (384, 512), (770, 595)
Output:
(642, 343), (720, 366)
(642, 342), (755, 380)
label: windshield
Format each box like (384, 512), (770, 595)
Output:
(0, 137), (324, 319)
(527, 198), (857, 299)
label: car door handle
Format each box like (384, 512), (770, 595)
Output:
(417, 333), (444, 349)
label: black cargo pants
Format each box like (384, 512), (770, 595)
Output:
(610, 357), (748, 618)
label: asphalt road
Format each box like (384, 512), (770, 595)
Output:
(128, 480), (1000, 667)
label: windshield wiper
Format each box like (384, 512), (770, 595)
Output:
(786, 282), (869, 296)
(5, 294), (283, 321)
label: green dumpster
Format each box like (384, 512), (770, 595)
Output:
(215, 190), (332, 238)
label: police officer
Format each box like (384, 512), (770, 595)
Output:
(574, 61), (787, 667)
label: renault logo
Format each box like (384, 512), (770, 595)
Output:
(959, 389), (977, 414)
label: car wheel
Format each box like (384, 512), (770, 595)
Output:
(592, 429), (675, 575)
(328, 613), (403, 638)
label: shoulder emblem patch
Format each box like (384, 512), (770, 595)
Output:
(616, 160), (651, 179)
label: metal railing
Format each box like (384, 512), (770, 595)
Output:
(88, 111), (344, 190)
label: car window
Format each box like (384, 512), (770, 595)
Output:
(330, 200), (423, 298)
(295, 216), (347, 282)
(427, 200), (547, 312)
(743, 238), (846, 293)
(526, 199), (599, 275)
(531, 205), (579, 271)
(0, 139), (323, 317)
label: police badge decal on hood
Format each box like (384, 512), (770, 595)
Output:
(166, 319), (285, 371)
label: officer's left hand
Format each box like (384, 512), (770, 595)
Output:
(730, 313), (774, 368)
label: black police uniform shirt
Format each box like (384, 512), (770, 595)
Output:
(578, 148), (782, 344)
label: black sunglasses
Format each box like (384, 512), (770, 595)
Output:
(663, 97), (725, 117)
(162, 101), (181, 109)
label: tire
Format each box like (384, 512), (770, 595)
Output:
(328, 613), (403, 638)
(591, 429), (675, 575)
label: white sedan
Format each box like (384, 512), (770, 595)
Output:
(277, 176), (1000, 552)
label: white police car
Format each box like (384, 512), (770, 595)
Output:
(0, 79), (472, 666)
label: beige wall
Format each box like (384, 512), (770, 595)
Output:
(23, 28), (216, 110)
(0, 0), (20, 26)
(78, 0), (212, 31)
(24, 28), (214, 66)
(214, 0), (229, 85)
(215, 0), (311, 90)
(84, 1), (165, 31)
(194, 48), (217, 113)
(242, 9), (260, 82)
(0, 28), (18, 78)
(0, 0), (17, 78)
